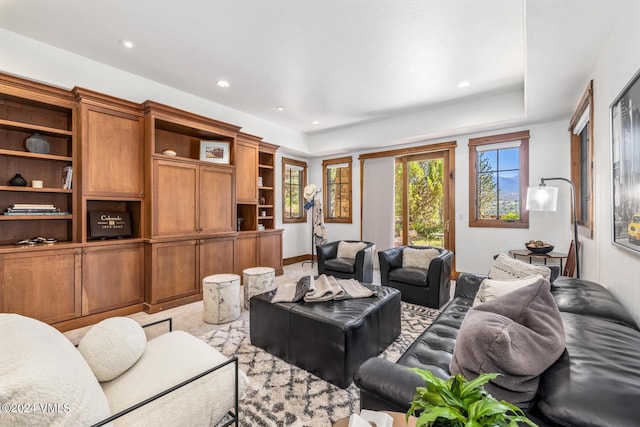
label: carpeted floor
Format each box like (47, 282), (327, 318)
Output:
(200, 301), (440, 427)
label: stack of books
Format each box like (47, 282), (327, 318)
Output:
(4, 204), (69, 216)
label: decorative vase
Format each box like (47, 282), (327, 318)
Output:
(9, 173), (27, 186)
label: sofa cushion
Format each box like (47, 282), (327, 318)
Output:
(536, 312), (640, 427)
(552, 277), (639, 329)
(337, 241), (367, 259)
(102, 330), (246, 426)
(472, 274), (544, 306)
(450, 279), (565, 406)
(402, 247), (439, 268)
(324, 257), (356, 273)
(78, 317), (147, 382)
(389, 267), (427, 286)
(0, 314), (112, 426)
(489, 253), (551, 281)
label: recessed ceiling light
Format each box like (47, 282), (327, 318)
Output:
(276, 106), (285, 111)
(119, 40), (135, 49)
(217, 80), (230, 88)
(311, 120), (320, 125)
(457, 81), (471, 88)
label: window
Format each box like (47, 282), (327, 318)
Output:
(323, 156), (352, 223)
(569, 80), (594, 237)
(469, 130), (530, 228)
(282, 157), (307, 223)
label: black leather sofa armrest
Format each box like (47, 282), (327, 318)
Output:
(454, 272), (486, 299)
(354, 358), (423, 412)
(378, 247), (403, 287)
(316, 241), (339, 275)
(427, 249), (453, 307)
(355, 243), (375, 283)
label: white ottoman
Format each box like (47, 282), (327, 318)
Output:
(202, 274), (241, 324)
(242, 267), (276, 309)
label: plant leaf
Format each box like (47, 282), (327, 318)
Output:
(460, 373), (499, 397)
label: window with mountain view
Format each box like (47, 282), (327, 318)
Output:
(468, 130), (530, 228)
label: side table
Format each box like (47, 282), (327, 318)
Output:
(202, 274), (241, 324)
(242, 266), (276, 309)
(508, 249), (568, 272)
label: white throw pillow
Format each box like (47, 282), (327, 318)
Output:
(489, 253), (551, 281)
(0, 314), (112, 426)
(337, 241), (367, 259)
(78, 317), (147, 382)
(473, 274), (545, 306)
(402, 247), (440, 268)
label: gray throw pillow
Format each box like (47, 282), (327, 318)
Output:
(450, 277), (565, 406)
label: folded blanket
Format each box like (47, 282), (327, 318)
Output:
(270, 276), (314, 303)
(270, 274), (375, 303)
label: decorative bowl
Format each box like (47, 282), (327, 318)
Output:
(25, 133), (50, 154)
(525, 243), (554, 254)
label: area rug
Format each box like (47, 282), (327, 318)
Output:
(199, 302), (439, 427)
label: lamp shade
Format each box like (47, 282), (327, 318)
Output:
(526, 186), (558, 212)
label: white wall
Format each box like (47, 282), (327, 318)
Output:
(275, 151), (311, 259)
(306, 120), (571, 274)
(585, 0), (640, 322)
(454, 120), (571, 274)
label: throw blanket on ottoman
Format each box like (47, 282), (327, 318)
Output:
(271, 274), (376, 303)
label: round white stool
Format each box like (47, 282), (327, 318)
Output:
(242, 266), (276, 309)
(202, 274), (241, 324)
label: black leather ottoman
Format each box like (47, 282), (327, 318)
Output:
(250, 285), (401, 388)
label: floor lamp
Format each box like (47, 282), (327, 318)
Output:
(526, 177), (580, 278)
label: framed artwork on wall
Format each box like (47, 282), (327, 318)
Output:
(611, 68), (640, 254)
(199, 140), (229, 164)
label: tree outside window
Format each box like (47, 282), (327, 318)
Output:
(469, 131), (530, 228)
(323, 156), (352, 223)
(282, 157), (307, 223)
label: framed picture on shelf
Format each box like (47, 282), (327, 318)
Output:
(199, 140), (229, 164)
(611, 67), (640, 255)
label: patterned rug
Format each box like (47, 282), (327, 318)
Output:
(200, 302), (439, 427)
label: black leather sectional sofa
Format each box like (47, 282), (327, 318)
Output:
(354, 273), (640, 426)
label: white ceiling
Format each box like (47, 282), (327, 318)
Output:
(0, 0), (627, 138)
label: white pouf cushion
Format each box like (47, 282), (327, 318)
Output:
(0, 313), (112, 426)
(102, 330), (247, 426)
(402, 247), (440, 268)
(78, 317), (147, 382)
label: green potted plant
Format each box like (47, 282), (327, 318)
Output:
(406, 369), (537, 427)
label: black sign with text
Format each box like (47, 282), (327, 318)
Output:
(89, 211), (132, 239)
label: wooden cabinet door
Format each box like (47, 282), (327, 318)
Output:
(153, 159), (198, 236)
(235, 139), (258, 203)
(0, 248), (81, 324)
(258, 230), (283, 274)
(81, 105), (144, 197)
(82, 243), (144, 315)
(147, 240), (199, 304)
(234, 233), (257, 275)
(200, 237), (235, 281)
(199, 165), (235, 234)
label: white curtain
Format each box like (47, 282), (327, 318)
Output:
(362, 157), (396, 269)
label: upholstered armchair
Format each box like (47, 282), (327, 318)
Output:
(378, 245), (453, 308)
(316, 240), (375, 283)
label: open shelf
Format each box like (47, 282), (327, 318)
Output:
(85, 199), (142, 241)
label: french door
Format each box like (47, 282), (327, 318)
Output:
(395, 151), (453, 250)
